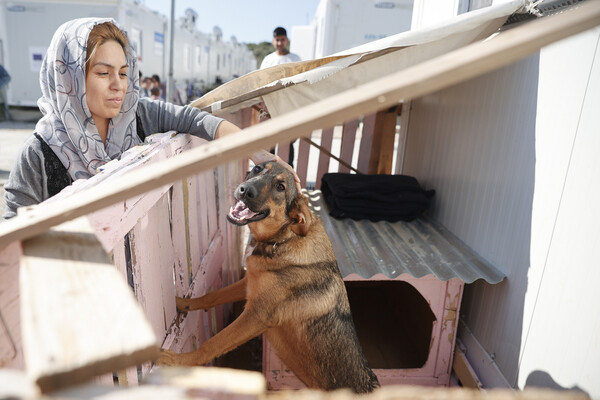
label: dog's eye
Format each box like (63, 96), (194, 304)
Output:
(276, 183), (285, 192)
(252, 165), (262, 174)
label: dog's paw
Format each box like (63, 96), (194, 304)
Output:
(175, 296), (192, 312)
(156, 349), (181, 366)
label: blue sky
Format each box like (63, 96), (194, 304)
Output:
(142, 0), (322, 44)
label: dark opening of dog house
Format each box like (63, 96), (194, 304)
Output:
(345, 280), (435, 369)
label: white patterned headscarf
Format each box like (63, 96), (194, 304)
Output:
(36, 18), (140, 180)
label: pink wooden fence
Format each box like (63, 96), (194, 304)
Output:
(0, 130), (246, 386)
(277, 105), (402, 190)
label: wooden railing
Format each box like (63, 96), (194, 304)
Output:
(0, 131), (246, 389)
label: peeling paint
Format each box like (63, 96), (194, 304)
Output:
(182, 178), (193, 282)
(444, 291), (460, 343)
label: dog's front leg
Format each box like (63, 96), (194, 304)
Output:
(176, 276), (248, 311)
(157, 308), (266, 366)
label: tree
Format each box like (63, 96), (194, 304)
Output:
(246, 42), (273, 69)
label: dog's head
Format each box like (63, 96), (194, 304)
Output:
(227, 161), (311, 241)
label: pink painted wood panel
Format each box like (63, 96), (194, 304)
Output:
(187, 175), (204, 279)
(296, 134), (312, 188)
(171, 179), (193, 296)
(84, 132), (196, 252)
(264, 275), (464, 389)
(358, 114), (376, 174)
(0, 242), (24, 370)
(276, 141), (291, 166)
(316, 127), (334, 189)
(339, 119), (359, 173)
(129, 195), (176, 341)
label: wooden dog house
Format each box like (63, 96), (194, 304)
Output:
(263, 187), (504, 389)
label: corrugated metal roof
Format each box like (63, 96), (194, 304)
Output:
(307, 190), (506, 284)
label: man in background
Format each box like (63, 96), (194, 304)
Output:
(260, 27), (301, 69)
(259, 27), (301, 165)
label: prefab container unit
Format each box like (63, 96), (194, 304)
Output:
(291, 0), (415, 60)
(0, 0), (256, 107)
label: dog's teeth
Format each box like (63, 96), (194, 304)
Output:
(228, 200), (257, 221)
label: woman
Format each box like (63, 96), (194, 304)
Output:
(3, 18), (296, 219)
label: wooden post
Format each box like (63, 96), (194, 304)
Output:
(316, 127), (334, 188)
(338, 119), (359, 174)
(368, 105), (401, 174)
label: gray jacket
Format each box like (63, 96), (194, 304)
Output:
(3, 98), (223, 219)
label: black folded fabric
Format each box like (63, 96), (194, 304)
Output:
(321, 173), (435, 222)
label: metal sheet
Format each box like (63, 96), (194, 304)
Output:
(306, 190), (505, 284)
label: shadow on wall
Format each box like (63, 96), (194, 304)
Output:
(526, 370), (589, 396)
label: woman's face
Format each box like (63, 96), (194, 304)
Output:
(85, 40), (128, 132)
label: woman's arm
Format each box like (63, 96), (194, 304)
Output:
(215, 120), (302, 193)
(3, 136), (46, 219)
(137, 97), (222, 141)
(138, 99), (301, 192)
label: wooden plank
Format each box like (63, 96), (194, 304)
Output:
(20, 217), (158, 393)
(202, 169), (218, 246)
(117, 366), (139, 387)
(339, 119), (359, 173)
(1, 2), (598, 248)
(267, 386), (589, 400)
(240, 107), (254, 128)
(276, 140), (292, 166)
(146, 366), (265, 397)
(453, 343), (484, 389)
(370, 105), (400, 174)
(186, 175), (202, 278)
(194, 172), (210, 258)
(130, 196), (176, 341)
(316, 127), (334, 189)
(87, 134), (194, 253)
(220, 161), (245, 286)
(295, 132), (312, 188)
(170, 179), (191, 296)
(394, 100), (411, 174)
(0, 242), (24, 370)
(358, 114), (376, 173)
(162, 236), (225, 354)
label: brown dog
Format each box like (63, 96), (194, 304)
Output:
(158, 161), (379, 393)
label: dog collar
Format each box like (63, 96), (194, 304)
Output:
(271, 237), (290, 251)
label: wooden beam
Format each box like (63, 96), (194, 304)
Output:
(0, 2), (598, 248)
(453, 344), (484, 389)
(20, 217), (159, 393)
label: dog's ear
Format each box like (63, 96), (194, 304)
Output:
(289, 196), (312, 236)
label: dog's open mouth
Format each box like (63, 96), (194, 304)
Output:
(227, 200), (268, 225)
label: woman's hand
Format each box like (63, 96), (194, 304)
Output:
(216, 120), (302, 194)
(250, 150), (302, 194)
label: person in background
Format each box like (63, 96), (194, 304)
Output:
(150, 87), (161, 100)
(151, 74), (166, 100)
(3, 18), (299, 219)
(259, 27), (301, 166)
(140, 76), (152, 97)
(260, 27), (301, 69)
